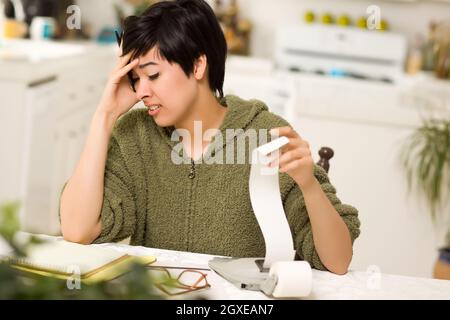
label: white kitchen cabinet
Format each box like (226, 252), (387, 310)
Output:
(47, 105), (94, 234)
(291, 111), (439, 278)
(0, 44), (115, 235)
(20, 78), (58, 234)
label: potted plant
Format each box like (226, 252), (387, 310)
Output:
(0, 202), (164, 299)
(400, 118), (450, 279)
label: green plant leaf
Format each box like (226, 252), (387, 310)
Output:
(400, 117), (450, 220)
(0, 201), (21, 242)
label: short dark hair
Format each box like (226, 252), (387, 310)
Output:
(122, 0), (227, 99)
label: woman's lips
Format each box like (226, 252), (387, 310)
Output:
(147, 104), (161, 117)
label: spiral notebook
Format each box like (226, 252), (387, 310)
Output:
(5, 240), (156, 284)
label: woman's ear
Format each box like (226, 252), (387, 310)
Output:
(193, 55), (207, 80)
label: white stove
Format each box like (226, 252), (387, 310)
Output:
(275, 24), (407, 84)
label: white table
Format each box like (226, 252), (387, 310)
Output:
(6, 233), (450, 300)
(92, 242), (450, 300)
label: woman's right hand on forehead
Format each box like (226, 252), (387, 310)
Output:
(96, 51), (139, 120)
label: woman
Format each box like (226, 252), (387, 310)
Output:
(59, 0), (360, 275)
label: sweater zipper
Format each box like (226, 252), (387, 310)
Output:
(188, 159), (196, 179)
(186, 158), (196, 251)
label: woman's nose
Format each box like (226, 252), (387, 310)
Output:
(136, 81), (153, 101)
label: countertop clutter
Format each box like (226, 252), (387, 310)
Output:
(414, 20), (450, 80)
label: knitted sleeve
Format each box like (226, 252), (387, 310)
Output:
(282, 165), (361, 270)
(92, 135), (137, 244)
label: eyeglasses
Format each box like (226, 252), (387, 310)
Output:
(147, 267), (210, 296)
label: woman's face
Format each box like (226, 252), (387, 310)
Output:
(131, 47), (198, 127)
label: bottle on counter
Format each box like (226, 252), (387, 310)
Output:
(406, 34), (423, 75)
(433, 21), (450, 80)
(434, 43), (450, 79)
(447, 50), (450, 80)
(422, 21), (439, 71)
(1, 0), (28, 39)
(29, 16), (56, 41)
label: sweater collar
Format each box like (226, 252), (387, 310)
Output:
(156, 94), (269, 160)
(217, 95), (268, 132)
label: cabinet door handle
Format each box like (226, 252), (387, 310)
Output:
(28, 76), (57, 88)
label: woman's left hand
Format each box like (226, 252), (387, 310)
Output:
(269, 126), (316, 190)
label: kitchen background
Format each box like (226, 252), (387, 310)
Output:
(0, 0), (449, 280)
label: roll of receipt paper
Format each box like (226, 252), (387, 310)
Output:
(209, 257), (313, 298)
(209, 136), (313, 298)
(249, 136), (296, 267)
(263, 261), (312, 298)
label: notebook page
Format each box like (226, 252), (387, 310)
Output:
(10, 240), (126, 275)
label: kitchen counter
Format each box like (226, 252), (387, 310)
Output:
(0, 39), (117, 83)
(401, 72), (450, 114)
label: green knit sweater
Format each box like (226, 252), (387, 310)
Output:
(90, 95), (360, 270)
